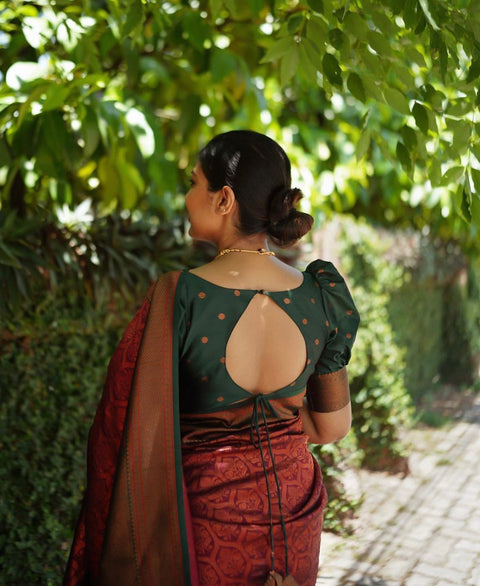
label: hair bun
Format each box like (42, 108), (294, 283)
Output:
(268, 187), (302, 225)
(267, 187), (314, 246)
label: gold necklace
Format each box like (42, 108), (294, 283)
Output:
(215, 247), (276, 259)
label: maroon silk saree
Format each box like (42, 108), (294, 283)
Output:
(64, 271), (327, 586)
(182, 415), (326, 585)
(63, 271), (198, 586)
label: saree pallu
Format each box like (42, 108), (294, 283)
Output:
(63, 272), (198, 586)
(182, 415), (328, 586)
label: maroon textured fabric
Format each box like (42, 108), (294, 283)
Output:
(63, 290), (153, 585)
(63, 273), (196, 586)
(182, 416), (327, 586)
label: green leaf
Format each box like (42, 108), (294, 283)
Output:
(401, 125), (417, 150)
(81, 106), (100, 160)
(118, 160), (143, 209)
(383, 87), (410, 116)
(422, 84), (446, 112)
(418, 0), (440, 31)
(439, 40), (448, 81)
(179, 94), (202, 137)
(0, 241), (22, 269)
(125, 107), (155, 158)
(298, 43), (319, 81)
(280, 44), (300, 86)
(470, 168), (480, 193)
(396, 142), (411, 172)
(261, 36), (296, 64)
(426, 107), (438, 135)
(303, 38), (323, 67)
(98, 156), (120, 204)
(247, 0), (265, 13)
(442, 166), (464, 185)
(361, 76), (383, 102)
(210, 0), (224, 15)
(288, 14), (304, 34)
(356, 128), (371, 160)
(404, 0), (420, 29)
(367, 31), (393, 57)
(306, 15), (328, 46)
(448, 119), (471, 153)
(322, 53), (342, 87)
(461, 187), (472, 222)
(347, 72), (366, 102)
(210, 48), (237, 82)
(329, 28), (348, 51)
(414, 14), (427, 34)
(471, 193), (480, 226)
(428, 158), (442, 187)
(0, 137), (12, 166)
(412, 102), (429, 135)
(390, 63), (415, 91)
(182, 12), (210, 52)
(342, 12), (369, 40)
(42, 84), (71, 112)
(123, 0), (144, 37)
(467, 58), (480, 83)
(371, 11), (398, 37)
(404, 45), (427, 69)
(307, 0), (324, 12)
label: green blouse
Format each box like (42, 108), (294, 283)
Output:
(176, 259), (360, 417)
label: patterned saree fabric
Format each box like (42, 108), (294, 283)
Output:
(182, 416), (327, 585)
(63, 259), (359, 586)
(177, 259), (359, 585)
(63, 272), (197, 586)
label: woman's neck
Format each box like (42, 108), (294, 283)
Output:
(216, 234), (269, 253)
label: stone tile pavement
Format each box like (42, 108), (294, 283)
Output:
(316, 393), (480, 586)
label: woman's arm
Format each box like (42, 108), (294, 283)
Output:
(299, 400), (351, 444)
(299, 366), (352, 444)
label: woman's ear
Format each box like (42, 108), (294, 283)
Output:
(215, 185), (236, 215)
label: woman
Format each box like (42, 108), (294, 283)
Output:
(64, 131), (359, 586)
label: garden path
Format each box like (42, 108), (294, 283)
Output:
(316, 390), (480, 586)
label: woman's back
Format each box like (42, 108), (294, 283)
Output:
(189, 255), (307, 396)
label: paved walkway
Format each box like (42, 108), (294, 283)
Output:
(316, 393), (480, 586)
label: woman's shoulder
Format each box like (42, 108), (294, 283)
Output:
(181, 258), (303, 292)
(305, 258), (360, 322)
(304, 258), (346, 285)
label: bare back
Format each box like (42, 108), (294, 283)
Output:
(190, 256), (307, 395)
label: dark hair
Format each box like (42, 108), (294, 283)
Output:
(198, 130), (313, 246)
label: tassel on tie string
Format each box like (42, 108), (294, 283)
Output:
(250, 394), (296, 583)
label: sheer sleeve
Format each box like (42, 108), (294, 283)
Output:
(306, 259), (360, 375)
(306, 367), (351, 412)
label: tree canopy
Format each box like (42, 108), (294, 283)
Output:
(1, 0), (479, 295)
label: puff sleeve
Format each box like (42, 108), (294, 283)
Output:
(307, 259), (360, 375)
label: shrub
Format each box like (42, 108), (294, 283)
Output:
(329, 218), (414, 470)
(0, 296), (129, 585)
(440, 262), (480, 386)
(0, 208), (202, 316)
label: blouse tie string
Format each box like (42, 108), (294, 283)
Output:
(250, 394), (289, 578)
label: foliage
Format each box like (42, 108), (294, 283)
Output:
(440, 261), (480, 385)
(389, 281), (444, 400)
(311, 432), (363, 535)
(0, 296), (131, 585)
(1, 0), (480, 243)
(388, 234), (480, 398)
(2, 0), (480, 569)
(0, 205), (205, 315)
(337, 218), (414, 470)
